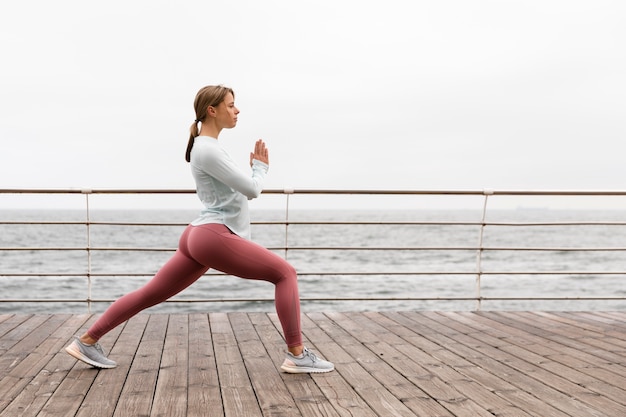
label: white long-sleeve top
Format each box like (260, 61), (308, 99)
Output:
(189, 136), (269, 239)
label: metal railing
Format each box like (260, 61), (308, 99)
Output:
(1, 188), (626, 312)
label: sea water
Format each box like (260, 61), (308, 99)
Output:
(1, 209), (625, 313)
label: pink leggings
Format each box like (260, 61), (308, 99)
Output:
(88, 223), (302, 347)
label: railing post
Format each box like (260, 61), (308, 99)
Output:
(283, 188), (294, 260)
(475, 189), (493, 311)
(82, 189), (93, 313)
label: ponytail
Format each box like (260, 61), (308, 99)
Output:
(185, 120), (200, 162)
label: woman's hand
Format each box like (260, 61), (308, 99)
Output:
(250, 139), (269, 166)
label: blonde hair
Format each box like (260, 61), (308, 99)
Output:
(185, 85), (235, 162)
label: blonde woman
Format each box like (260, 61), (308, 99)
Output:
(65, 85), (334, 374)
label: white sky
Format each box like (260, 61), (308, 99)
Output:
(1, 0), (625, 210)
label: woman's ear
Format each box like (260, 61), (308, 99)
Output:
(207, 106), (217, 117)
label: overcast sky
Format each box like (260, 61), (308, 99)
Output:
(1, 1), (625, 210)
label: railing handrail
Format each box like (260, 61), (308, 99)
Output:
(4, 219), (626, 226)
(3, 187), (626, 195)
(2, 187), (626, 312)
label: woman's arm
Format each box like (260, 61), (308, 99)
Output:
(196, 140), (269, 199)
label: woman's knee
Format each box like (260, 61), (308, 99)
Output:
(286, 262), (297, 278)
(279, 262), (298, 284)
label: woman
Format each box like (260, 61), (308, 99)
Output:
(65, 85), (334, 374)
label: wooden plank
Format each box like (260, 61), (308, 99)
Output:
(418, 312), (621, 417)
(381, 312), (574, 417)
(534, 311), (626, 351)
(112, 314), (169, 417)
(0, 315), (51, 369)
(447, 312), (626, 414)
(271, 315), (376, 417)
(482, 312), (626, 410)
(249, 312), (341, 417)
(328, 312), (464, 417)
(592, 311), (626, 328)
(187, 313), (223, 417)
(151, 314), (189, 417)
(73, 314), (151, 417)
(1, 312), (625, 417)
(502, 335), (626, 413)
(267, 313), (381, 417)
(210, 313), (263, 417)
(429, 312), (609, 416)
(0, 315), (14, 326)
(0, 315), (30, 341)
(493, 312), (626, 385)
(572, 311), (626, 331)
(304, 312), (418, 417)
(228, 312), (301, 417)
(34, 317), (125, 417)
(357, 313), (529, 416)
(522, 311), (626, 350)
(363, 311), (536, 417)
(0, 315), (80, 408)
(0, 314), (91, 416)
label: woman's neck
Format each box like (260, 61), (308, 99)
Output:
(199, 121), (221, 139)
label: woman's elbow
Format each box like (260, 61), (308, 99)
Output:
(242, 188), (262, 199)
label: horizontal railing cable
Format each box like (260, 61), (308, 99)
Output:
(2, 187), (626, 311)
(3, 245), (626, 252)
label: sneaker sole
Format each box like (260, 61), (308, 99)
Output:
(65, 344), (117, 369)
(280, 364), (334, 374)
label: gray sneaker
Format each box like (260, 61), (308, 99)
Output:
(281, 347), (334, 373)
(65, 336), (117, 369)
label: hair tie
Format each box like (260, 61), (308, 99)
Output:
(195, 119), (201, 123)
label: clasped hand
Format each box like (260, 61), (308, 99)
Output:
(250, 139), (269, 166)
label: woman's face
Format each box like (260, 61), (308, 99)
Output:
(213, 92), (239, 129)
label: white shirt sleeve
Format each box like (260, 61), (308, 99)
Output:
(194, 143), (269, 199)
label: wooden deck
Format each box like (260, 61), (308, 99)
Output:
(0, 311), (625, 417)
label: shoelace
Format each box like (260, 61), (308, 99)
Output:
(303, 348), (318, 363)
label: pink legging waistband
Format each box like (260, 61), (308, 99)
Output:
(88, 223), (302, 347)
